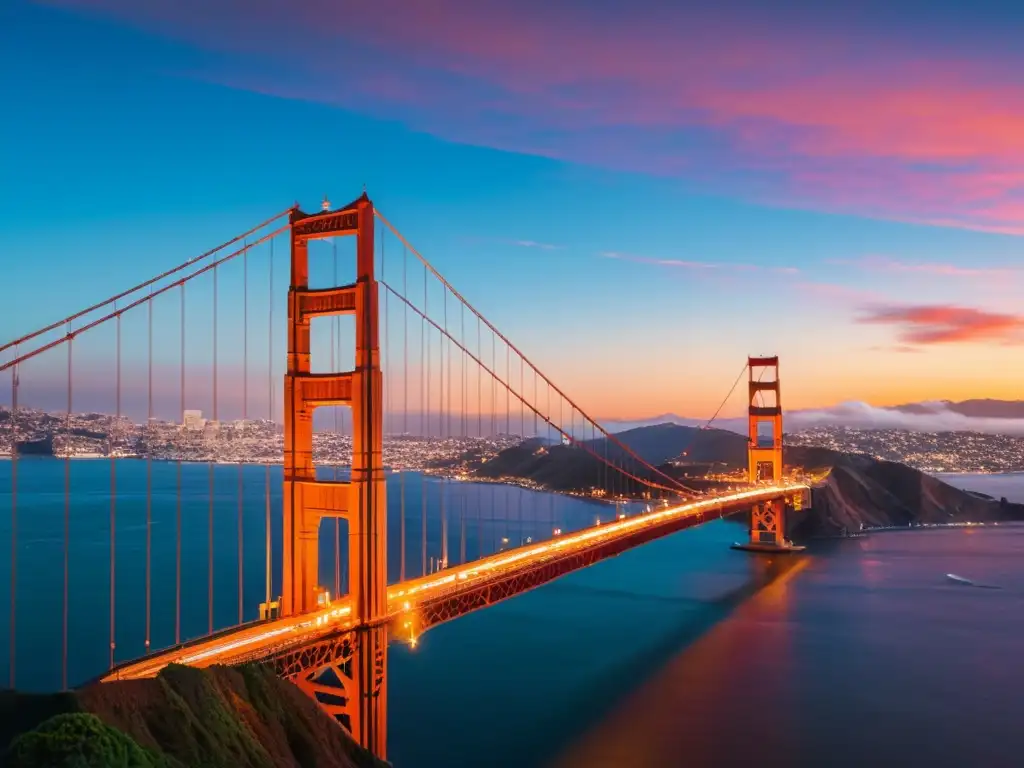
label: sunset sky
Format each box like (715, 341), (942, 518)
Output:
(3, 0), (1024, 421)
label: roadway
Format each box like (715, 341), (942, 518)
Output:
(100, 483), (808, 682)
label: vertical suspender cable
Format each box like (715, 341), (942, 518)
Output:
(476, 317), (481, 441)
(239, 241), (248, 624)
(9, 352), (17, 687)
(339, 312), (347, 595)
(476, 316), (483, 556)
(460, 494), (466, 565)
(145, 291), (153, 653)
(517, 354), (523, 544)
(332, 240), (340, 597)
(209, 264), (217, 634)
(400, 246), (407, 583)
(110, 311), (120, 668)
(265, 239), (274, 608)
(441, 289), (448, 568)
(460, 304), (466, 563)
(177, 285), (184, 644)
(382, 229), (391, 577)
(63, 328), (72, 690)
(421, 265), (428, 576)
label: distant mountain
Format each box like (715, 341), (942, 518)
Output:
(605, 400), (1024, 429)
(603, 399), (1024, 438)
(599, 414), (701, 432)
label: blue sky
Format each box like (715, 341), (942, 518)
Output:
(3, 0), (1024, 421)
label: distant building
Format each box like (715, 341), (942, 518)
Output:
(183, 410), (205, 431)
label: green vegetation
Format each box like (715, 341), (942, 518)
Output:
(6, 712), (168, 768)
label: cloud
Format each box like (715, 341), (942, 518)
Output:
(601, 252), (798, 274)
(604, 402), (1024, 437)
(458, 235), (562, 250)
(785, 401), (1024, 437)
(39, 0), (1024, 235)
(857, 304), (1024, 345)
(509, 239), (561, 250)
(792, 281), (883, 304)
(868, 344), (924, 354)
(829, 256), (1017, 278)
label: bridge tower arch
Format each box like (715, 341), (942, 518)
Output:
(747, 356), (786, 547)
(279, 193), (387, 757)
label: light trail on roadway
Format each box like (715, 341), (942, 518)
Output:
(101, 484), (808, 683)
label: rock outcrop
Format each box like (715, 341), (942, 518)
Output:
(1, 663), (388, 768)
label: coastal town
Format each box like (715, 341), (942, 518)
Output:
(786, 425), (1024, 474)
(4, 406), (1024, 475)
(0, 406), (523, 473)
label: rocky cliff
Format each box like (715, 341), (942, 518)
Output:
(0, 663), (387, 768)
(794, 455), (1024, 536)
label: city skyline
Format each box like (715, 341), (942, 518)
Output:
(5, 1), (1024, 420)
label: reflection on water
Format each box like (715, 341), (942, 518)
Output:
(387, 514), (1024, 767)
(547, 525), (1024, 768)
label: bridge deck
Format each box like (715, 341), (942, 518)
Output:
(101, 484), (807, 682)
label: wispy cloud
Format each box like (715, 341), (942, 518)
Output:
(508, 239), (561, 250)
(601, 251), (798, 274)
(459, 235), (563, 250)
(857, 304), (1024, 345)
(868, 344), (924, 354)
(791, 281), (885, 305)
(829, 256), (1016, 278)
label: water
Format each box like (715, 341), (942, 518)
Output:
(0, 457), (631, 690)
(385, 473), (1024, 767)
(1, 462), (1022, 767)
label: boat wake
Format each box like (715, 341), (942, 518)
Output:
(946, 573), (1001, 589)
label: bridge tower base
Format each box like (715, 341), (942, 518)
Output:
(279, 193), (388, 759)
(733, 356), (805, 554)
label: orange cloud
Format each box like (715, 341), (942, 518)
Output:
(857, 304), (1024, 345)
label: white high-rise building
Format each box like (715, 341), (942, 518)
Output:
(183, 409), (205, 431)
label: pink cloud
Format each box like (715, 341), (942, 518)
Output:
(510, 240), (561, 251)
(857, 304), (1024, 345)
(828, 257), (1017, 278)
(38, 0), (1024, 234)
(792, 281), (884, 304)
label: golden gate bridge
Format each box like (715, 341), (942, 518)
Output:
(0, 192), (808, 760)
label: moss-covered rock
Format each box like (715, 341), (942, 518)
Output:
(2, 664), (388, 768)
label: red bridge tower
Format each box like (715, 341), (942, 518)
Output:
(739, 356), (794, 551)
(278, 193), (387, 756)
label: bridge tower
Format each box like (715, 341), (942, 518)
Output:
(280, 193), (387, 757)
(745, 356), (788, 548)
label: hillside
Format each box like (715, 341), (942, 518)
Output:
(475, 423), (846, 490)
(472, 423), (1024, 534)
(0, 663), (387, 768)
(794, 454), (1024, 536)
